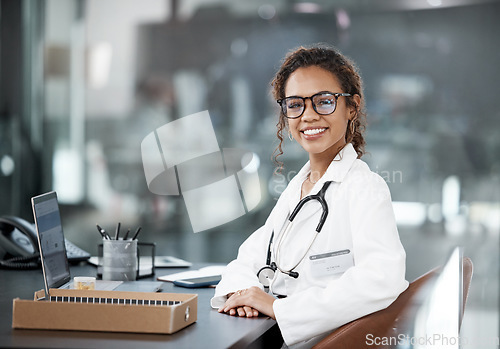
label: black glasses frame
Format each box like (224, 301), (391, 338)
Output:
(277, 91), (352, 119)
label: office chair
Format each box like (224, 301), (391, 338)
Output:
(313, 257), (473, 349)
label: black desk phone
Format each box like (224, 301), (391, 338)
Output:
(0, 216), (90, 269)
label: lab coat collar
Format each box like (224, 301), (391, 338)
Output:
(286, 143), (358, 213)
(322, 143), (358, 183)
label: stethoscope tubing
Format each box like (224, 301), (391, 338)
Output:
(274, 218), (319, 276)
(289, 180), (332, 232)
(271, 181), (334, 278)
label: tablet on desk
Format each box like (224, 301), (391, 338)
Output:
(173, 275), (221, 288)
(157, 265), (226, 283)
(154, 256), (193, 268)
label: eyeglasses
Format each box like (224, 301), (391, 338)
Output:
(277, 91), (352, 119)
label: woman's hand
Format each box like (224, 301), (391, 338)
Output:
(218, 286), (276, 319)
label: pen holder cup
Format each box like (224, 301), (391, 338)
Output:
(102, 239), (138, 281)
(97, 241), (155, 280)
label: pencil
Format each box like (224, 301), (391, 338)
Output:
(131, 227), (142, 240)
(115, 222), (121, 240)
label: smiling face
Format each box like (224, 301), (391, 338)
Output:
(285, 65), (358, 161)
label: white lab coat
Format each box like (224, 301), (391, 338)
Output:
(211, 143), (408, 347)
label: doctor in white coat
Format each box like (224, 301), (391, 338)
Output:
(211, 45), (408, 348)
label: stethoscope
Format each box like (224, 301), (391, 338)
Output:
(257, 181), (333, 289)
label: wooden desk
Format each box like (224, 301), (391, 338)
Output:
(0, 263), (279, 348)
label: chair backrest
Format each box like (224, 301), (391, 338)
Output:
(313, 257), (473, 349)
(460, 257), (473, 328)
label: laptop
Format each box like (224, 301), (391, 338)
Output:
(31, 191), (162, 298)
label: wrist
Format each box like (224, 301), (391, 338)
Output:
(269, 297), (276, 320)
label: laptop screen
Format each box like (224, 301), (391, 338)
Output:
(32, 191), (70, 295)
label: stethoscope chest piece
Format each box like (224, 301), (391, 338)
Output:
(257, 264), (276, 287)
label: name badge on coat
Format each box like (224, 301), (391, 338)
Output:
(309, 249), (354, 277)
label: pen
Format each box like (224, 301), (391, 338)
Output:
(123, 228), (130, 240)
(131, 226), (142, 240)
(115, 222), (121, 240)
(96, 224), (109, 240)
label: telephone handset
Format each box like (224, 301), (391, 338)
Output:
(0, 216), (40, 269)
(0, 216), (91, 270)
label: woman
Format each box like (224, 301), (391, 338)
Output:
(211, 45), (408, 348)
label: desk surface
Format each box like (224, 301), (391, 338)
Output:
(0, 263), (277, 349)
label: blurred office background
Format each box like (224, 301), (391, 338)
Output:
(1, 0), (498, 346)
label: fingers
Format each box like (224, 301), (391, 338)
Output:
(234, 306), (258, 317)
(243, 306), (255, 317)
(221, 306), (258, 317)
(218, 288), (261, 317)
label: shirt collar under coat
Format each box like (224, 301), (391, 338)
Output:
(285, 143), (359, 213)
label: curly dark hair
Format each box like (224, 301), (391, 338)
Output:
(271, 44), (366, 172)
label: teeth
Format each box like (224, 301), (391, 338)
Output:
(303, 128), (326, 135)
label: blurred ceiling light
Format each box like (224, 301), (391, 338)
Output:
(427, 0), (442, 6)
(293, 2), (322, 14)
(87, 42), (112, 89)
(0, 155), (15, 176)
(392, 201), (427, 226)
(442, 175), (460, 220)
(335, 9), (350, 30)
(53, 145), (84, 203)
(258, 4), (276, 20)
